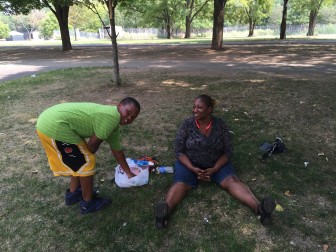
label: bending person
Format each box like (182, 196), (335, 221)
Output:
(36, 97), (140, 214)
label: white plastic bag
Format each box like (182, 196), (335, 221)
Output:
(115, 158), (149, 188)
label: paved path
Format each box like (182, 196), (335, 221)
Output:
(1, 41), (335, 82)
(1, 45), (114, 81)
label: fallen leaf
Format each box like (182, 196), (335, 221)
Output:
(285, 191), (291, 197)
(28, 118), (37, 124)
(24, 140), (34, 145)
(275, 204), (284, 212)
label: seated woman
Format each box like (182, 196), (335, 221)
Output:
(155, 94), (275, 229)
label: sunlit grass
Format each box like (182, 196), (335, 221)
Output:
(0, 43), (335, 251)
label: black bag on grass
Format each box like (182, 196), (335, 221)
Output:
(260, 137), (286, 160)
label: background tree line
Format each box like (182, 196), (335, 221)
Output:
(1, 0), (335, 86)
(1, 0), (335, 44)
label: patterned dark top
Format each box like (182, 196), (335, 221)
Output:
(174, 116), (233, 169)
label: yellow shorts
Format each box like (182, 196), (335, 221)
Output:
(37, 130), (96, 177)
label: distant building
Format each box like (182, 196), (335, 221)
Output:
(6, 31), (24, 41)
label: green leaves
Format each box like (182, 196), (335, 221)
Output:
(0, 20), (10, 38)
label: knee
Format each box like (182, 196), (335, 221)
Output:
(221, 175), (240, 188)
(173, 182), (193, 191)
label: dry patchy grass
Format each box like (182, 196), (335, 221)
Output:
(0, 43), (335, 251)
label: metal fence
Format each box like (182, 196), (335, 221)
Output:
(54, 29), (100, 39)
(53, 24), (335, 40)
(191, 24), (335, 37)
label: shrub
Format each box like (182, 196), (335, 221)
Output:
(0, 20), (10, 39)
(40, 13), (58, 39)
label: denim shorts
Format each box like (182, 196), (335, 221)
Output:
(173, 160), (236, 187)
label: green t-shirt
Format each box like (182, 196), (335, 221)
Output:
(36, 102), (121, 150)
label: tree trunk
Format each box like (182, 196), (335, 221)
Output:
(166, 15), (171, 39)
(211, 0), (227, 50)
(280, 0), (289, 39)
(54, 3), (72, 51)
(185, 15), (191, 38)
(27, 30), (32, 40)
(108, 0), (122, 86)
(74, 27), (77, 41)
(248, 21), (255, 37)
(306, 0), (323, 36)
(184, 0), (194, 39)
(248, 18), (254, 37)
(307, 9), (318, 36)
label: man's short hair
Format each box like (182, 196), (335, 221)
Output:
(120, 97), (141, 111)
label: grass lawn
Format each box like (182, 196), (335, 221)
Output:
(0, 44), (335, 251)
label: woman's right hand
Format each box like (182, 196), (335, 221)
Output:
(178, 155), (210, 181)
(192, 167), (210, 181)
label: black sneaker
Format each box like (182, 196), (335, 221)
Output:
(80, 197), (111, 214)
(155, 201), (169, 229)
(65, 187), (99, 206)
(65, 188), (82, 205)
(257, 197), (276, 226)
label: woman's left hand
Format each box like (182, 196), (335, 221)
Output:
(203, 167), (217, 178)
(197, 170), (210, 181)
(197, 168), (217, 181)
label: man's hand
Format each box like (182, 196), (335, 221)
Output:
(111, 149), (136, 179)
(126, 171), (136, 178)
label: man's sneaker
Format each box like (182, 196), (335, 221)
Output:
(65, 188), (82, 205)
(155, 201), (169, 229)
(80, 197), (111, 215)
(257, 197), (276, 226)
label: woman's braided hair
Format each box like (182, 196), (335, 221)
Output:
(196, 94), (216, 109)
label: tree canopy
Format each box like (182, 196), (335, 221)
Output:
(1, 0), (336, 50)
(40, 11), (59, 39)
(226, 0), (273, 36)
